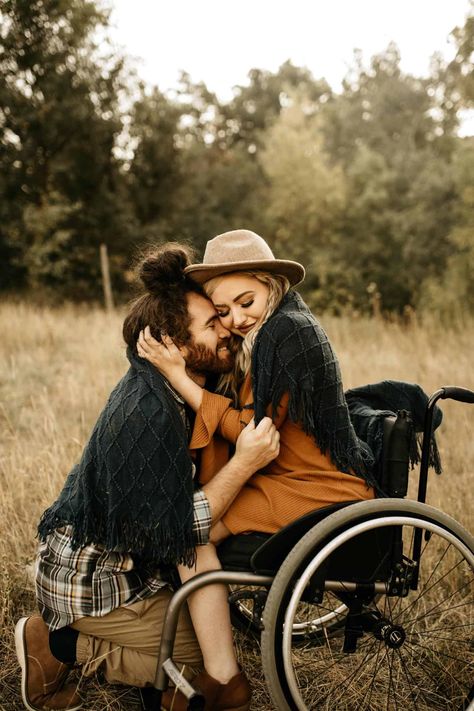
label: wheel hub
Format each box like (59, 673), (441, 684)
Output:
(381, 623), (406, 649)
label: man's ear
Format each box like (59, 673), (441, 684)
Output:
(163, 333), (187, 355)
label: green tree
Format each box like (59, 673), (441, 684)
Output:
(126, 74), (267, 252)
(318, 45), (458, 312)
(127, 86), (183, 236)
(220, 61), (331, 151)
(259, 96), (347, 308)
(448, 2), (474, 106)
(323, 44), (438, 167)
(427, 4), (474, 147)
(0, 0), (132, 297)
(418, 138), (474, 317)
(170, 141), (267, 253)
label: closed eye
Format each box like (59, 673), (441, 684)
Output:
(241, 300), (253, 308)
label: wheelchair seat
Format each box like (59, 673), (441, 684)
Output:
(218, 501), (356, 574)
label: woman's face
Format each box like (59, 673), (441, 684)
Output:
(209, 274), (270, 337)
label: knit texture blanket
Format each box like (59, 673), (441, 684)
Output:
(345, 380), (443, 486)
(251, 291), (376, 485)
(38, 349), (196, 566)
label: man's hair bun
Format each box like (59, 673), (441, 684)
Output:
(139, 243), (195, 296)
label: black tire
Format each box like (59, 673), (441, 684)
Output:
(229, 585), (348, 643)
(229, 585), (267, 639)
(261, 499), (474, 711)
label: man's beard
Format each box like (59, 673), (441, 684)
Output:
(185, 341), (234, 375)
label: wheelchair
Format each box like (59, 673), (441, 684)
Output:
(145, 386), (474, 711)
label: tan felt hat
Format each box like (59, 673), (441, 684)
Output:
(185, 229), (305, 286)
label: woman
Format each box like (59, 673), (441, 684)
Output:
(138, 229), (375, 709)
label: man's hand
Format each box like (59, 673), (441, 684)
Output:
(202, 417), (280, 522)
(234, 417), (280, 476)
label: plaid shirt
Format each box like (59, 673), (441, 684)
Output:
(36, 384), (212, 631)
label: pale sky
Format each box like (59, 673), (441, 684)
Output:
(109, 0), (474, 133)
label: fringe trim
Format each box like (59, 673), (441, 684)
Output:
(409, 433), (443, 475)
(37, 507), (197, 568)
(266, 384), (377, 488)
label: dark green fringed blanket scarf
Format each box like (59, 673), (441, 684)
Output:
(38, 349), (196, 566)
(345, 380), (443, 487)
(251, 291), (376, 485)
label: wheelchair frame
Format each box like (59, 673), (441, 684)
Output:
(144, 386), (474, 711)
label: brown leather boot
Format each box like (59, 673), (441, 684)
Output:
(161, 669), (251, 711)
(15, 616), (82, 711)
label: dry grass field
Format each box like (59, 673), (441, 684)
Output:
(0, 301), (473, 710)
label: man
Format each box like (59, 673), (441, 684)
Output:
(15, 244), (279, 711)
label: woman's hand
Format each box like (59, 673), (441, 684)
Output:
(137, 327), (186, 381)
(137, 327), (204, 411)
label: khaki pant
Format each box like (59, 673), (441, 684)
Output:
(71, 589), (203, 688)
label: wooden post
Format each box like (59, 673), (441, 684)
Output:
(100, 243), (114, 311)
(367, 281), (382, 319)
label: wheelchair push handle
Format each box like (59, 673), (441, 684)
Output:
(438, 385), (474, 404)
(418, 384), (474, 506)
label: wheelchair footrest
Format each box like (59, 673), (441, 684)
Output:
(162, 658), (205, 710)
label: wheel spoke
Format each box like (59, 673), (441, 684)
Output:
(292, 633), (378, 679)
(413, 535), (451, 591)
(386, 647), (398, 711)
(394, 645), (440, 709)
(402, 639), (471, 706)
(411, 632), (473, 645)
(404, 637), (472, 674)
(327, 642), (383, 709)
(394, 557), (468, 624)
(401, 577), (473, 629)
(404, 599), (473, 627)
(361, 637), (384, 710)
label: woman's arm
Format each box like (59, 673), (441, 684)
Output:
(137, 327), (288, 446)
(138, 327), (250, 444)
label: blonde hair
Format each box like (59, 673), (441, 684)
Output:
(204, 271), (290, 401)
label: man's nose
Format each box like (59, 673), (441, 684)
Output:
(217, 323), (231, 338)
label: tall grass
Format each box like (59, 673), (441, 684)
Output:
(0, 302), (472, 709)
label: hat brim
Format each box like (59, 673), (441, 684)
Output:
(184, 259), (305, 287)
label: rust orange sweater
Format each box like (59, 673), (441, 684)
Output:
(190, 375), (374, 535)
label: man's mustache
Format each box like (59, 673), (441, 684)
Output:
(219, 336), (242, 355)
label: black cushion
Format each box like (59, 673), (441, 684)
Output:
(217, 532), (271, 571)
(217, 501), (357, 575)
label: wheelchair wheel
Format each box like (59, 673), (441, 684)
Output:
(229, 585), (348, 642)
(229, 585), (268, 638)
(261, 499), (474, 711)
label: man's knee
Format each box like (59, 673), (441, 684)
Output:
(71, 588), (198, 655)
(74, 589), (203, 686)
